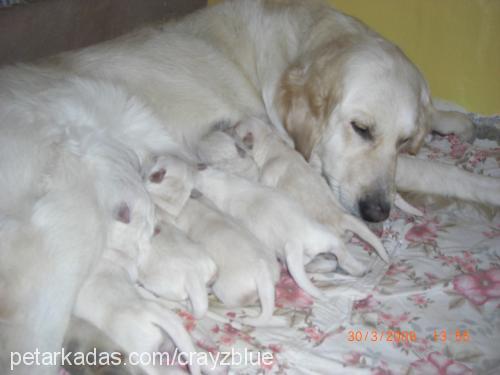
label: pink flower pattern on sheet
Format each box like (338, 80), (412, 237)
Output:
(452, 268), (500, 305)
(411, 352), (473, 375)
(275, 271), (314, 309)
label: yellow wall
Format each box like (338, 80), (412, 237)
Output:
(208, 0), (499, 115)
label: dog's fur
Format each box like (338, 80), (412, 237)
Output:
(195, 166), (368, 298)
(1, 0), (499, 372)
(172, 193), (283, 327)
(50, 0), (497, 213)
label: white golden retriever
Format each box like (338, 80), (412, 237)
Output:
(1, 0), (499, 373)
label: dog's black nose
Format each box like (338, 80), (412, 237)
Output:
(358, 195), (391, 222)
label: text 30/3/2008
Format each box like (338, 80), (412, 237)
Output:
(347, 330), (417, 343)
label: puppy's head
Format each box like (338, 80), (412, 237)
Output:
(108, 199), (155, 257)
(276, 35), (432, 222)
(145, 155), (195, 217)
(198, 129), (260, 181)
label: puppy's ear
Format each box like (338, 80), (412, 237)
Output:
(242, 132), (254, 149)
(114, 202), (130, 224)
(276, 61), (339, 160)
(149, 168), (166, 184)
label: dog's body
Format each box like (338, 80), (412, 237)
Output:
(228, 116), (389, 261)
(0, 76), (181, 373)
(1, 0), (499, 372)
(175, 194), (283, 327)
(195, 166), (368, 298)
(142, 156), (218, 318)
(138, 220), (217, 319)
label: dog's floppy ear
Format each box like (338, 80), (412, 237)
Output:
(146, 158), (194, 217)
(406, 95), (432, 155)
(276, 58), (340, 160)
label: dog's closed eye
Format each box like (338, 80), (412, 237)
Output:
(350, 121), (373, 141)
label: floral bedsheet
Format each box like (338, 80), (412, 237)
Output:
(179, 116), (500, 375)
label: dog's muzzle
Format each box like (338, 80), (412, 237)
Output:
(358, 193), (391, 222)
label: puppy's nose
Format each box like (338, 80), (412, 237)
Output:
(358, 195), (391, 222)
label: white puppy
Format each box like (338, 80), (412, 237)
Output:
(230, 116), (389, 263)
(74, 209), (202, 375)
(147, 155), (283, 326)
(75, 250), (202, 375)
(138, 219), (217, 319)
(174, 192), (283, 327)
(196, 125), (259, 181)
(195, 166), (367, 299)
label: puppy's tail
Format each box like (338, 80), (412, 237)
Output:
(340, 214), (390, 263)
(241, 260), (288, 327)
(185, 276), (209, 319)
(285, 241), (325, 299)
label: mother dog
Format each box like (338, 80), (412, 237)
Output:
(1, 0), (499, 374)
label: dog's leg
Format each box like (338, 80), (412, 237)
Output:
(241, 260), (288, 327)
(339, 215), (389, 262)
(63, 317), (145, 375)
(430, 109), (476, 142)
(284, 242), (324, 299)
(394, 193), (424, 216)
(397, 155), (500, 206)
(185, 276), (209, 319)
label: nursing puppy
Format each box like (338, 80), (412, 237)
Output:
(228, 116), (389, 263)
(173, 192), (283, 327)
(74, 204), (203, 375)
(195, 167), (368, 299)
(75, 249), (202, 375)
(148, 156), (282, 326)
(139, 216), (217, 319)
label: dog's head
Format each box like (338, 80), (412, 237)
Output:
(198, 128), (260, 181)
(276, 36), (431, 222)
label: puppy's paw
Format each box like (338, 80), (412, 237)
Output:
(338, 255), (367, 277)
(63, 317), (145, 375)
(305, 253), (338, 273)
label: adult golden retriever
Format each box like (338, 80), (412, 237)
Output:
(56, 0), (498, 220)
(1, 0), (498, 374)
